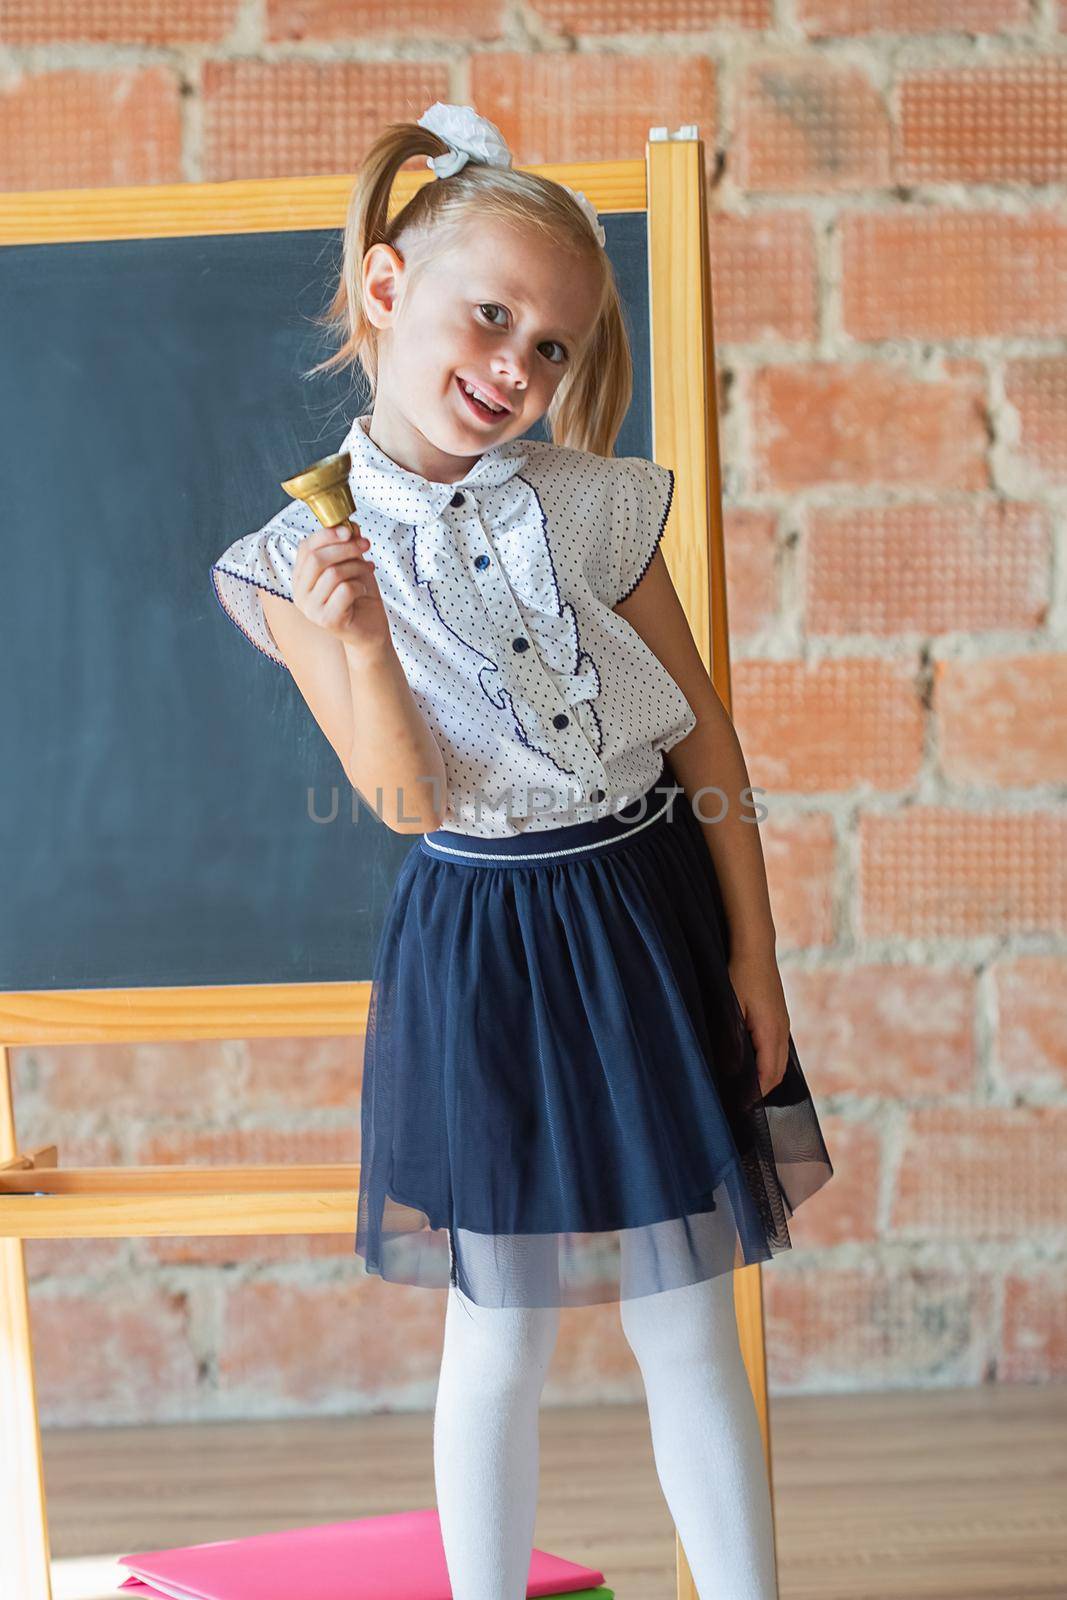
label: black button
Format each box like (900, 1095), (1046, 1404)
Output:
(450, 490), (465, 507)
(588, 788), (605, 803)
(552, 713), (569, 728)
(473, 553), (490, 570)
(512, 637), (529, 652)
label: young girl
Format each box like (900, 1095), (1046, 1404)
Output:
(211, 102), (833, 1600)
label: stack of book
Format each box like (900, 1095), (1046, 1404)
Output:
(117, 1506), (613, 1599)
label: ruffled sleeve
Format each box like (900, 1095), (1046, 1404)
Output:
(610, 456), (677, 606)
(209, 498), (319, 667)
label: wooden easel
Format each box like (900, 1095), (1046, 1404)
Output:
(0, 128), (779, 1600)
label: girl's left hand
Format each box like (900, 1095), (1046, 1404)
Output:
(727, 950), (791, 1099)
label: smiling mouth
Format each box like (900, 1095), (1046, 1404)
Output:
(455, 375), (510, 423)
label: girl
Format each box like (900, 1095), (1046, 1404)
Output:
(211, 102), (833, 1600)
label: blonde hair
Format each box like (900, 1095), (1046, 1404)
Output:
(304, 118), (633, 457)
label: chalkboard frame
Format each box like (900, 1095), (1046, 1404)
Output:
(0, 133), (758, 1600)
(0, 142), (731, 1045)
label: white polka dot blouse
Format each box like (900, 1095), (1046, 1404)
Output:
(210, 410), (697, 837)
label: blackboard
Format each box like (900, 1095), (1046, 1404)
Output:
(0, 213), (657, 992)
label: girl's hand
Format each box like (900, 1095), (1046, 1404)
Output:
(727, 949), (791, 1100)
(292, 517), (392, 654)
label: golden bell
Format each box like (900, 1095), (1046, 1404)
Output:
(280, 451), (354, 528)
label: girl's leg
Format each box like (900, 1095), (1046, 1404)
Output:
(433, 1278), (560, 1600)
(618, 1268), (779, 1600)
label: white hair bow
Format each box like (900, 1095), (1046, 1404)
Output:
(417, 102), (513, 179)
(416, 101), (606, 248)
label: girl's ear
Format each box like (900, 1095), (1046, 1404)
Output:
(361, 243), (405, 329)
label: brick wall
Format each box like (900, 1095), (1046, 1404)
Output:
(6, 3), (1065, 1423)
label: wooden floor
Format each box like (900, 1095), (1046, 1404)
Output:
(42, 1381), (1066, 1600)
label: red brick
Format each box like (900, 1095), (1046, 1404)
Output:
(29, 1285), (198, 1426)
(134, 1126), (358, 1166)
(764, 1265), (996, 1388)
(0, 0), (239, 43)
(25, 1233), (128, 1280)
(992, 955), (1067, 1088)
(1001, 1267), (1067, 1381)
(749, 361), (989, 491)
(201, 60), (450, 181)
(32, 1036), (362, 1117)
(710, 210), (818, 344)
(266, 0), (503, 41)
(936, 653), (1067, 786)
(471, 53), (717, 163)
(1004, 356), (1067, 484)
(0, 67), (182, 191)
(731, 657), (925, 792)
(859, 808), (1067, 938)
(890, 1105), (1067, 1240)
(733, 57), (890, 193)
(30, 1039), (240, 1117)
(786, 963), (977, 1098)
(798, 0), (1027, 35)
(842, 211), (1067, 339)
(805, 501), (1050, 637)
(219, 1275), (441, 1404)
(757, 810), (838, 950)
(527, 0), (771, 33)
(139, 1232), (354, 1266)
(241, 1034), (364, 1109)
(898, 62), (1067, 186)
(554, 1299), (639, 1381)
(786, 1114), (880, 1247)
(5, 1124), (121, 1176)
(722, 507), (778, 637)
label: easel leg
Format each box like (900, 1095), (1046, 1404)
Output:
(1, 1044), (54, 1599)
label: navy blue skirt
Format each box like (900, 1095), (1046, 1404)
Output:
(354, 754), (834, 1308)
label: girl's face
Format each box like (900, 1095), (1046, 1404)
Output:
(361, 215), (603, 484)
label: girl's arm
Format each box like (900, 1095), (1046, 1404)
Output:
(614, 551), (777, 958)
(615, 551), (789, 1093)
(259, 588), (447, 835)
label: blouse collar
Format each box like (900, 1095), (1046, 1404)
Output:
(341, 410), (531, 526)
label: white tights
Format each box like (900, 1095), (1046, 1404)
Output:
(432, 1268), (779, 1600)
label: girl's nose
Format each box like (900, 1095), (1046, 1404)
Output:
(495, 356), (528, 391)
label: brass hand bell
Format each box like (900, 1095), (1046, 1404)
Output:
(280, 451), (354, 528)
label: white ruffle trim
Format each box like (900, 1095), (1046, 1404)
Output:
(209, 500), (318, 666)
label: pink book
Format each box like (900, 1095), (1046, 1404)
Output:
(117, 1507), (610, 1600)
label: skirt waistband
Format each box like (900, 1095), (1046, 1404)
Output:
(419, 760), (682, 867)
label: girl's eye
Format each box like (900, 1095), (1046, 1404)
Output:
(476, 304), (569, 366)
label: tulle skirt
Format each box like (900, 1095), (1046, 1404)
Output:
(354, 754), (834, 1308)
